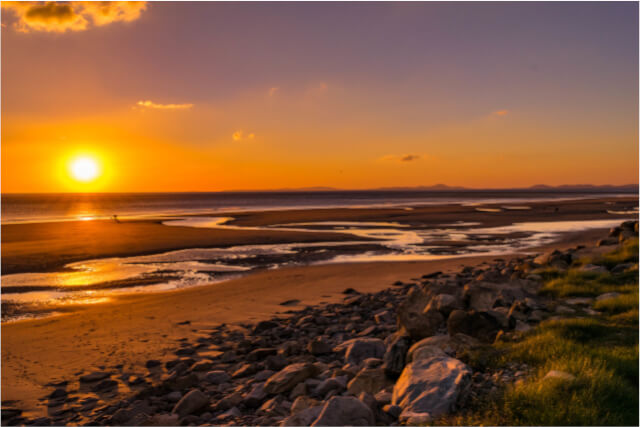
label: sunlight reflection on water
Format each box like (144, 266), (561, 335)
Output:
(1, 217), (628, 321)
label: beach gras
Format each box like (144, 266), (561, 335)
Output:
(443, 241), (639, 426)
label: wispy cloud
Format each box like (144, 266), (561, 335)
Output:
(380, 154), (422, 162)
(232, 130), (256, 141)
(136, 100), (193, 110)
(1, 1), (148, 33)
(492, 109), (509, 116)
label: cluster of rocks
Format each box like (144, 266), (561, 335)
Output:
(5, 220), (638, 426)
(597, 220), (638, 247)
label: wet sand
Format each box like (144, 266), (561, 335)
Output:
(2, 196), (636, 275)
(0, 220), (370, 275)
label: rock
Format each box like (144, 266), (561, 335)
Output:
(611, 262), (635, 274)
(543, 370), (575, 381)
(534, 250), (572, 267)
(172, 389), (209, 417)
(340, 338), (386, 366)
(281, 406), (322, 426)
(310, 396), (375, 426)
(447, 310), (501, 342)
(564, 297), (593, 306)
(79, 371), (111, 382)
(264, 363), (317, 394)
(205, 370), (231, 385)
(392, 356), (471, 422)
(397, 288), (445, 339)
(289, 382), (308, 400)
(407, 334), (479, 361)
(579, 264), (608, 274)
(384, 404), (402, 419)
(219, 406), (241, 419)
(555, 305), (575, 315)
(314, 377), (346, 398)
(412, 345), (447, 361)
(463, 282), (500, 311)
(248, 348), (278, 361)
(431, 294), (463, 316)
(597, 237), (618, 247)
(374, 310), (393, 324)
(291, 396), (319, 414)
(244, 382), (268, 408)
(258, 396), (288, 417)
(383, 333), (411, 379)
(255, 369), (276, 381)
(596, 292), (621, 301)
(308, 337), (332, 355)
(190, 360), (213, 372)
(141, 413), (180, 426)
(232, 363), (258, 378)
(347, 367), (391, 396)
(166, 391), (183, 402)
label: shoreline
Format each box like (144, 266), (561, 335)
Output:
(0, 226), (618, 418)
(2, 196), (637, 276)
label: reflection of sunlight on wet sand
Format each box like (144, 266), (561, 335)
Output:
(2, 216), (631, 322)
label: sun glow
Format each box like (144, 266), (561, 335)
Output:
(70, 156), (100, 182)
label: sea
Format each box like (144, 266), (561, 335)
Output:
(1, 190), (634, 224)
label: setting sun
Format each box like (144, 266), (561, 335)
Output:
(69, 156), (100, 182)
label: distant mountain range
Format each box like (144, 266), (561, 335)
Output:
(225, 184), (638, 193)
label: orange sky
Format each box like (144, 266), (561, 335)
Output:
(1, 2), (638, 193)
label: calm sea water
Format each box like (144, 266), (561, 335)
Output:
(0, 190), (632, 224)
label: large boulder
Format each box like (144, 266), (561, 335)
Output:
(383, 333), (411, 378)
(392, 356), (471, 423)
(310, 396), (375, 426)
(264, 363), (317, 395)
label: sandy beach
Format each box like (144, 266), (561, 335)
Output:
(2, 195), (637, 419)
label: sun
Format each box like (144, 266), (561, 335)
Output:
(69, 156), (100, 182)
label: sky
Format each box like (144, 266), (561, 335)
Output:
(1, 1), (638, 193)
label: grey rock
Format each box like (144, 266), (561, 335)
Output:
(310, 396), (375, 426)
(339, 338), (386, 366)
(307, 337), (332, 355)
(347, 367), (391, 396)
(392, 356), (471, 422)
(264, 363), (317, 394)
(244, 382), (268, 408)
(205, 370), (231, 385)
(383, 333), (411, 379)
(281, 406), (322, 426)
(172, 389), (209, 417)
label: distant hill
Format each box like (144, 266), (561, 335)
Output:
(222, 184), (638, 193)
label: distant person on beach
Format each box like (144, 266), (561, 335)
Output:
(112, 214), (120, 223)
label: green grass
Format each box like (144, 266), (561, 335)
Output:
(540, 270), (637, 298)
(437, 242), (639, 426)
(588, 238), (639, 269)
(594, 293), (639, 314)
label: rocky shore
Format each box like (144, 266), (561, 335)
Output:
(3, 220), (638, 426)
